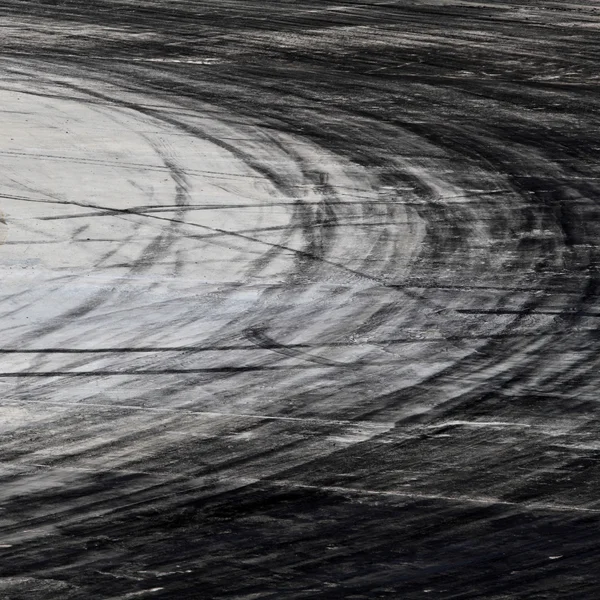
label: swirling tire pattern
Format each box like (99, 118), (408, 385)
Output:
(1, 2), (600, 598)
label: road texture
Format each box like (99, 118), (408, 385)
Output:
(1, 1), (600, 598)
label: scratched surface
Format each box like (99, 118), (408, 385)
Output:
(1, 1), (600, 598)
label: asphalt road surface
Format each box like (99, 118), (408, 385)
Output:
(1, 1), (600, 598)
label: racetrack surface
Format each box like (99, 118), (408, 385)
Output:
(1, 1), (600, 598)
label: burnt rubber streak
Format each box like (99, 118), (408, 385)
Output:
(1, 1), (600, 599)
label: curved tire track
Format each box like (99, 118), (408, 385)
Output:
(1, 2), (600, 598)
